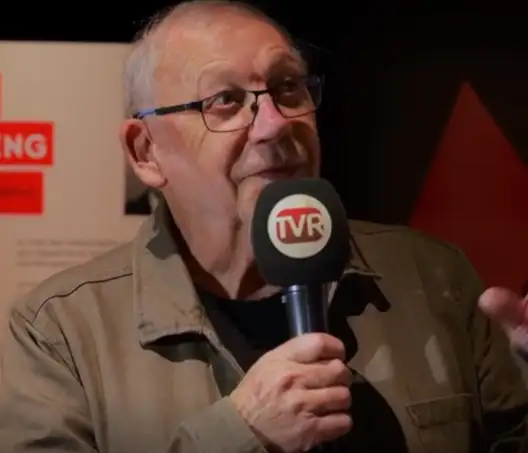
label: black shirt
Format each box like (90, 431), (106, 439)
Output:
(197, 287), (288, 372)
(197, 286), (408, 453)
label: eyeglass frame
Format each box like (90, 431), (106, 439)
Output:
(132, 73), (325, 132)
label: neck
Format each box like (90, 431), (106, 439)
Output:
(173, 214), (277, 300)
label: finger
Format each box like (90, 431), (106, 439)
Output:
(301, 360), (353, 389)
(315, 413), (353, 444)
(278, 333), (346, 364)
(479, 287), (528, 328)
(302, 386), (352, 415)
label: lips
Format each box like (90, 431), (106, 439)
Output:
(251, 165), (301, 179)
(254, 165), (299, 179)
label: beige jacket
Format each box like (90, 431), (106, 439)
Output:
(0, 204), (526, 453)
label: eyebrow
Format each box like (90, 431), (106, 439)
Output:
(269, 49), (306, 71)
(196, 52), (307, 95)
(267, 54), (307, 76)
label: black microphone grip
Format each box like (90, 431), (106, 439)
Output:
(283, 285), (334, 453)
(283, 284), (329, 336)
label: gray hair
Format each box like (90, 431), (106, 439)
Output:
(123, 0), (296, 118)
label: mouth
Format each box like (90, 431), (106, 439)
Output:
(252, 165), (301, 180)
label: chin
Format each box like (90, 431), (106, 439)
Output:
(236, 182), (266, 225)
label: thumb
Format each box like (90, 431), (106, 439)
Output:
(274, 333), (346, 364)
(478, 287), (528, 330)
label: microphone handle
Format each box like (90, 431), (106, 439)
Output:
(283, 284), (329, 336)
(283, 284), (333, 453)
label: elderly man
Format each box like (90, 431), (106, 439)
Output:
(0, 1), (527, 452)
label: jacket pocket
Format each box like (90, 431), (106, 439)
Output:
(406, 394), (476, 453)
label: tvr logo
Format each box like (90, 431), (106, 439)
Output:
(274, 206), (325, 244)
(268, 194), (332, 259)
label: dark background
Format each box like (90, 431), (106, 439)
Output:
(3, 2), (527, 289)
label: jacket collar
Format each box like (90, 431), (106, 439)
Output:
(132, 202), (383, 345)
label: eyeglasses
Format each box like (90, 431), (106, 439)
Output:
(133, 74), (323, 133)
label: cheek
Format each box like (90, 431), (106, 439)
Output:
(292, 121), (320, 168)
(197, 133), (247, 181)
(153, 123), (209, 180)
(155, 123), (248, 209)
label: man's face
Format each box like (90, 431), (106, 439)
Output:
(130, 11), (320, 226)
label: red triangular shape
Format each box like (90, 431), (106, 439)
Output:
(410, 82), (528, 291)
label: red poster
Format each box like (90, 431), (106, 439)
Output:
(410, 83), (528, 291)
(0, 122), (54, 166)
(0, 172), (43, 214)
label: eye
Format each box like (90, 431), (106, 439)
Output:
(203, 89), (246, 112)
(271, 76), (308, 107)
(274, 77), (303, 96)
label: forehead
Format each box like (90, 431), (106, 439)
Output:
(156, 11), (303, 96)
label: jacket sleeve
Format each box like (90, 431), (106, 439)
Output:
(0, 308), (266, 453)
(457, 253), (528, 453)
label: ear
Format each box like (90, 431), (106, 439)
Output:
(119, 119), (167, 189)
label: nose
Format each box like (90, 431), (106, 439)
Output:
(247, 95), (291, 144)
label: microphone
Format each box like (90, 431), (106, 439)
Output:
(251, 178), (350, 336)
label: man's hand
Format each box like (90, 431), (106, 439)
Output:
(230, 333), (353, 453)
(479, 287), (528, 352)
